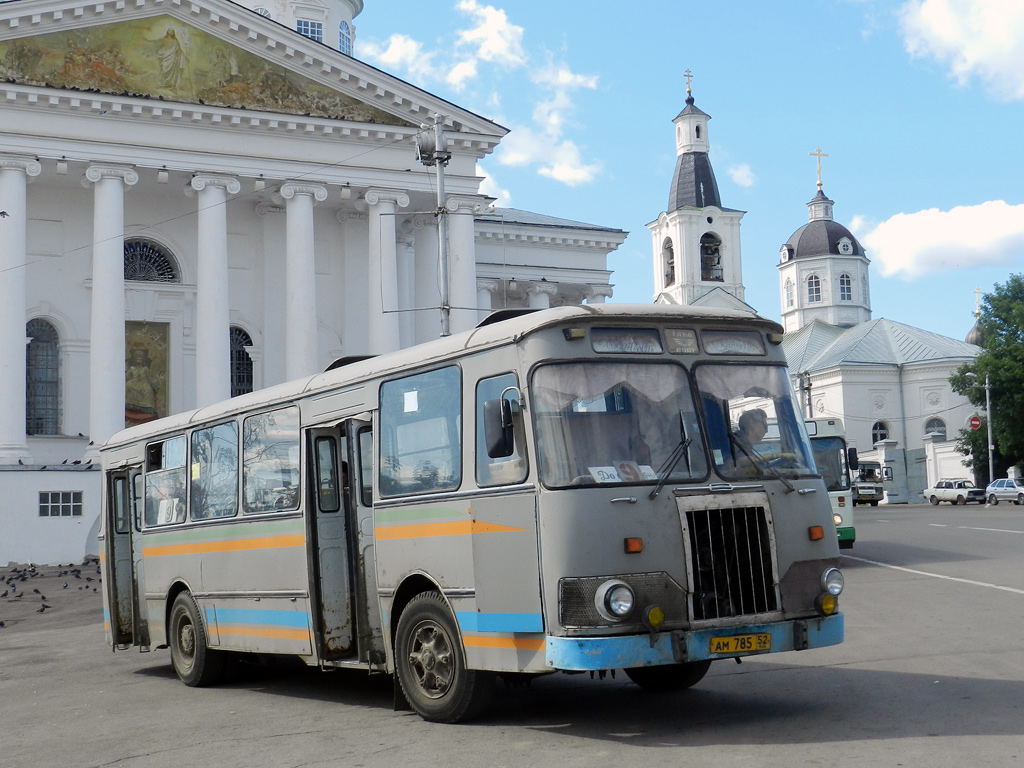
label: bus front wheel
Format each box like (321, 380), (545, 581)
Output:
(625, 660), (712, 692)
(394, 592), (493, 723)
(169, 592), (225, 687)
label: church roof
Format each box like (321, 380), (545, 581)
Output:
(783, 318), (979, 373)
(478, 207), (626, 234)
(784, 219), (864, 259)
(668, 152), (722, 211)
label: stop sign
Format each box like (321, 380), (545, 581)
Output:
(969, 415), (982, 430)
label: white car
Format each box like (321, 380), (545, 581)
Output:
(925, 479), (985, 505)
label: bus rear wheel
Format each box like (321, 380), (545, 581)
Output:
(169, 592), (225, 687)
(625, 660), (712, 692)
(395, 592), (493, 723)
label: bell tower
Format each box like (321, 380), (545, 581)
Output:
(649, 72), (748, 310)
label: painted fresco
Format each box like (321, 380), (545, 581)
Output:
(125, 321), (169, 428)
(0, 16), (412, 124)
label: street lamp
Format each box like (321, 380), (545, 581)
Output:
(965, 372), (994, 484)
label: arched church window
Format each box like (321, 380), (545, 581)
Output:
(784, 279), (794, 308)
(296, 19), (324, 42)
(862, 275), (869, 303)
(871, 421), (889, 444)
(339, 21), (352, 55)
(924, 418), (946, 441)
(662, 239), (675, 287)
(26, 319), (60, 435)
(124, 238), (181, 283)
(230, 327), (254, 398)
(807, 274), (821, 303)
(695, 125), (701, 139)
(839, 273), (852, 301)
(253, 6), (272, 17)
(700, 233), (722, 282)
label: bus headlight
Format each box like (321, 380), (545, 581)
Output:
(595, 579), (635, 622)
(821, 567), (844, 596)
(833, 513), (844, 527)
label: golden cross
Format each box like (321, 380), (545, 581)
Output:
(974, 286), (983, 315)
(684, 68), (693, 95)
(810, 146), (828, 189)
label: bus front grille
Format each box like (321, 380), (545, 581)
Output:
(685, 505), (778, 621)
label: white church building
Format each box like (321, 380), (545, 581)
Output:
(648, 86), (981, 501)
(0, 0), (624, 564)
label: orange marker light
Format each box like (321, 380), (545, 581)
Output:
(808, 526), (825, 541)
(624, 537), (644, 554)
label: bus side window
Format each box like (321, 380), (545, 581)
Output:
(144, 435), (187, 527)
(190, 421), (239, 520)
(243, 406), (301, 514)
(379, 366), (462, 497)
(476, 373), (527, 487)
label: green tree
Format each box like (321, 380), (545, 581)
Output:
(951, 274), (1024, 473)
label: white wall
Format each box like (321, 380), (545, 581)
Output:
(0, 467), (102, 566)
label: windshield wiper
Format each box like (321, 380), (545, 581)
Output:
(649, 413), (692, 499)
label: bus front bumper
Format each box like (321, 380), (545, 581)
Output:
(545, 613), (843, 671)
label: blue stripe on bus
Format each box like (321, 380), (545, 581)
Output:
(456, 611), (544, 633)
(545, 613), (844, 670)
(205, 607), (312, 628)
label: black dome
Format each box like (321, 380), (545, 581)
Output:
(785, 219), (864, 259)
(668, 152), (721, 211)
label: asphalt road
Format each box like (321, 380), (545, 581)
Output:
(2, 502), (1023, 768)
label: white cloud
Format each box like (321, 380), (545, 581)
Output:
(358, 34), (445, 85)
(727, 164), (756, 187)
(478, 170), (512, 207)
(855, 200), (1024, 277)
(900, 0), (1024, 100)
(360, 5), (600, 187)
(455, 0), (526, 67)
(496, 125), (601, 186)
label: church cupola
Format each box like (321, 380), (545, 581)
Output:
(778, 148), (872, 332)
(650, 72), (748, 312)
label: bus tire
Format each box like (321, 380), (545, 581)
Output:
(169, 592), (225, 687)
(394, 591), (493, 723)
(625, 660), (712, 692)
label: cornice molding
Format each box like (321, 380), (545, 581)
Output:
(0, 0), (506, 150)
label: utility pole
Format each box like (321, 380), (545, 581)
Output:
(416, 113), (453, 337)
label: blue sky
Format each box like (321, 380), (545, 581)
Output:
(355, 0), (1024, 341)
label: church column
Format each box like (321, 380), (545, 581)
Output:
(278, 182), (328, 380)
(366, 188), (408, 353)
(586, 284), (614, 304)
(0, 156), (40, 463)
(526, 282), (558, 309)
(445, 195), (481, 334)
(189, 174), (239, 406)
(476, 279), (498, 322)
(85, 164), (138, 451)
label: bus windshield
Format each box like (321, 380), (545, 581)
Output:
(694, 363), (815, 479)
(532, 362), (708, 488)
(809, 435), (851, 492)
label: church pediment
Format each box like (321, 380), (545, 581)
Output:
(0, 15), (415, 124)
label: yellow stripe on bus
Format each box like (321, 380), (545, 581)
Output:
(214, 624), (311, 641)
(375, 520), (525, 541)
(143, 534), (305, 557)
(462, 634), (546, 651)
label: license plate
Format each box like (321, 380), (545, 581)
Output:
(709, 633), (771, 654)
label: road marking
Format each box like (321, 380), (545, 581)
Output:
(929, 524), (947, 528)
(958, 526), (1024, 534)
(842, 554), (1024, 595)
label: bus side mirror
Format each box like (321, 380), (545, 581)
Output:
(847, 447), (859, 471)
(484, 398), (515, 458)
